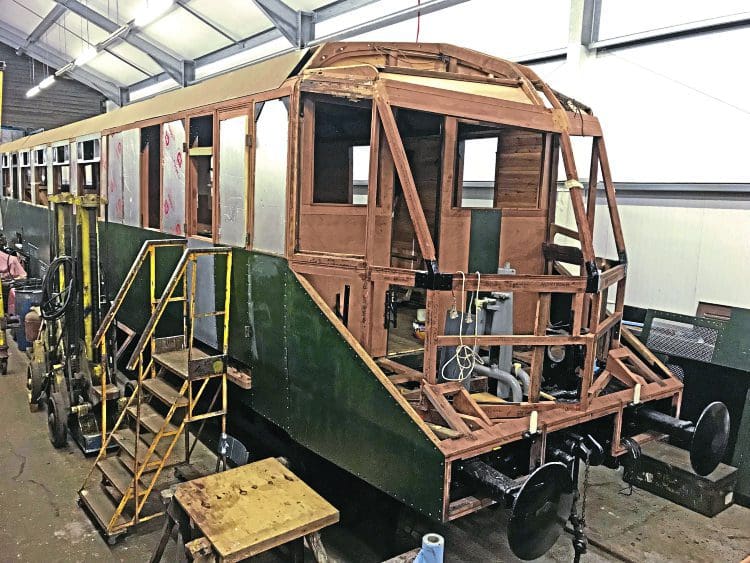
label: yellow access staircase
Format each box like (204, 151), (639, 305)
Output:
(77, 240), (233, 541)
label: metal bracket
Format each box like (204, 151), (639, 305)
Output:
(414, 261), (453, 291)
(584, 261), (599, 294)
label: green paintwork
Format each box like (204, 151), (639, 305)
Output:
(99, 221), (184, 336)
(1, 199), (446, 519)
(0, 198), (52, 273)
(468, 209), (501, 274)
(641, 308), (750, 506)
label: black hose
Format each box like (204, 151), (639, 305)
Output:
(41, 256), (75, 320)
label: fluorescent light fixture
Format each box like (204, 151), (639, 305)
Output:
(134, 0), (173, 27)
(74, 46), (99, 67)
(39, 75), (56, 89)
(26, 86), (41, 98)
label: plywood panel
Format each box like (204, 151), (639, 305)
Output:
(298, 213), (367, 255)
(391, 136), (441, 267)
(500, 215), (547, 334)
(496, 131), (543, 208)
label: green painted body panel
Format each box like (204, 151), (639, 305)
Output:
(99, 222), (184, 335)
(0, 199), (52, 276)
(1, 199), (445, 518)
(283, 266), (445, 518)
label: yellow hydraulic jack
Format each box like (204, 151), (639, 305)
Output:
(27, 193), (119, 451)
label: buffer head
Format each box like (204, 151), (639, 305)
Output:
(507, 462), (574, 560)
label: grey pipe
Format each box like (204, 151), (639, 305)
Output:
(473, 363), (523, 402)
(512, 364), (530, 396)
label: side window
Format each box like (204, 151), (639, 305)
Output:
(218, 114), (249, 247)
(456, 122), (544, 209)
(20, 151), (32, 202)
(253, 98), (289, 255)
(312, 100), (370, 205)
(1, 154), (11, 198)
(34, 148), (49, 206)
(10, 152), (19, 199)
(459, 137), (498, 208)
(187, 115), (214, 238)
(52, 144), (71, 194)
(140, 125), (161, 229)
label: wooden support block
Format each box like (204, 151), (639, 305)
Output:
(572, 292), (585, 336)
(458, 413), (490, 431)
(453, 388), (493, 427)
(471, 392), (506, 404)
(185, 537), (214, 562)
(427, 423), (462, 440)
(422, 383), (473, 438)
(608, 353), (648, 388)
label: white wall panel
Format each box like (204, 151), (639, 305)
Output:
(161, 120), (186, 236)
(107, 132), (124, 222)
(593, 199), (750, 314)
(121, 129), (141, 227)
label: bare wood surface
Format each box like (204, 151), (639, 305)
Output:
(620, 326), (676, 379)
(374, 87), (436, 262)
(175, 458), (339, 562)
(422, 383), (473, 437)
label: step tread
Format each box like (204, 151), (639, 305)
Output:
(79, 487), (128, 531)
(114, 428), (185, 471)
(152, 347), (225, 380)
(92, 383), (120, 400)
(126, 403), (179, 435)
(143, 377), (188, 407)
(113, 428), (163, 466)
(97, 457), (146, 496)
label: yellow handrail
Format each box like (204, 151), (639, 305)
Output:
(93, 239), (186, 347)
(125, 247), (231, 371)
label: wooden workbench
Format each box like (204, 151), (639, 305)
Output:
(174, 458), (339, 562)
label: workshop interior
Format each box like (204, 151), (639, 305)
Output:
(0, 1), (748, 562)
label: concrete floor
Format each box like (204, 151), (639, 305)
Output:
(0, 341), (749, 562)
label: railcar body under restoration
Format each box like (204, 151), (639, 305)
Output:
(0, 42), (726, 558)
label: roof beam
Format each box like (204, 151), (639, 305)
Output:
(591, 11), (750, 51)
(250, 0), (314, 48)
(128, 0), (389, 93)
(0, 18), (123, 103)
(174, 0), (238, 42)
(54, 0), (193, 85)
(310, 0), (469, 44)
(580, 0), (601, 47)
(16, 4), (67, 56)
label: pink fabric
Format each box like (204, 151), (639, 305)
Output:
(0, 251), (26, 281)
(7, 288), (15, 315)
